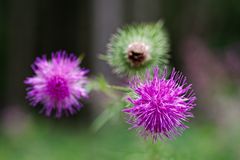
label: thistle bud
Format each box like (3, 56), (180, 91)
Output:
(106, 21), (170, 77)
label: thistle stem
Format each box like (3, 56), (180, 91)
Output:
(107, 85), (131, 92)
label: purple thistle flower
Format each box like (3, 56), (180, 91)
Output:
(25, 51), (89, 118)
(123, 67), (196, 141)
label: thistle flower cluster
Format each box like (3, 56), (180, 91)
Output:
(123, 67), (196, 141)
(106, 21), (169, 76)
(25, 51), (88, 118)
(24, 21), (197, 143)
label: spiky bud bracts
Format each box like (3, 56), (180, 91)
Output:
(106, 21), (170, 77)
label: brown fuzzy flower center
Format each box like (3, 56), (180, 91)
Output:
(127, 42), (150, 67)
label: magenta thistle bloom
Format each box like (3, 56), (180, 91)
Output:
(25, 51), (89, 118)
(123, 67), (196, 141)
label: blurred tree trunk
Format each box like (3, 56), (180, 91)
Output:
(91, 0), (124, 75)
(0, 0), (7, 108)
(5, 0), (37, 107)
(124, 0), (162, 23)
(35, 0), (91, 54)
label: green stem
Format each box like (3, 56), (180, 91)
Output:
(145, 140), (161, 160)
(107, 85), (131, 92)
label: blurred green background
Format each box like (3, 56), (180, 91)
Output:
(1, 0), (240, 159)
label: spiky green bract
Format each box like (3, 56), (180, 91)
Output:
(106, 21), (170, 77)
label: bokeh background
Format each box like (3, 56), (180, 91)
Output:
(1, 0), (240, 159)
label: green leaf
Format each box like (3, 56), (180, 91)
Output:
(78, 53), (85, 62)
(91, 101), (126, 132)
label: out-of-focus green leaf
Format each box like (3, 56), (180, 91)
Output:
(98, 54), (108, 61)
(91, 100), (126, 132)
(89, 75), (117, 98)
(78, 53), (85, 62)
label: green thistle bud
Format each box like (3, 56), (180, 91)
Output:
(105, 21), (170, 76)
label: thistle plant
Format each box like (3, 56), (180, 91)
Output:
(105, 21), (170, 77)
(23, 21), (197, 159)
(92, 22), (196, 142)
(25, 51), (89, 118)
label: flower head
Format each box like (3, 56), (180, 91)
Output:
(106, 21), (170, 77)
(123, 67), (196, 141)
(25, 51), (88, 118)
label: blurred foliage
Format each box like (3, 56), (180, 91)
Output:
(91, 100), (126, 132)
(0, 120), (238, 160)
(89, 75), (130, 131)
